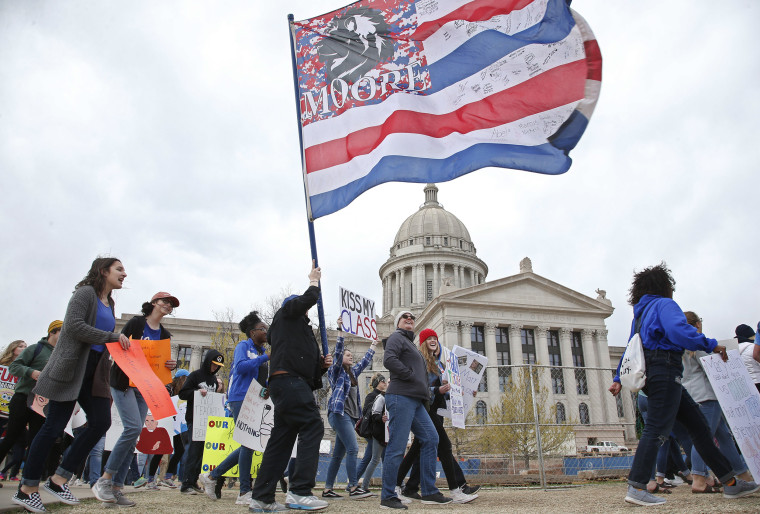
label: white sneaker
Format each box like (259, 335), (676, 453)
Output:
(394, 486), (412, 505)
(285, 491), (328, 510)
(92, 477), (116, 503)
(450, 487), (477, 504)
(198, 473), (217, 500)
(236, 491), (253, 505)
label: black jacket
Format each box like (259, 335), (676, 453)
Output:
(383, 328), (429, 402)
(267, 286), (326, 390)
(111, 316), (172, 392)
(178, 349), (223, 424)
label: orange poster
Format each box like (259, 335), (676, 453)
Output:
(107, 339), (176, 420)
(129, 339), (172, 387)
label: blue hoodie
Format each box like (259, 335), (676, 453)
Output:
(228, 338), (269, 402)
(614, 295), (717, 382)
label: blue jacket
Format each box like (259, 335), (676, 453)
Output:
(228, 338), (269, 402)
(614, 295), (717, 382)
(327, 335), (374, 416)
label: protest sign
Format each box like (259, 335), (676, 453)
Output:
(28, 394), (49, 418)
(201, 416), (240, 477)
(172, 396), (188, 435)
(452, 345), (488, 417)
(129, 339), (172, 387)
(192, 391), (225, 441)
(136, 412), (174, 454)
(233, 380), (274, 452)
(106, 340), (176, 420)
(0, 365), (19, 416)
(701, 350), (760, 481)
(442, 349), (465, 429)
(338, 286), (377, 341)
(64, 404), (87, 437)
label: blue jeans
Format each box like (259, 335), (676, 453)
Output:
(87, 435), (106, 485)
(381, 394), (439, 500)
(356, 437), (373, 484)
(105, 387), (149, 488)
(209, 400), (253, 494)
(361, 438), (384, 489)
(628, 349), (735, 489)
(325, 411), (359, 490)
(691, 400), (748, 477)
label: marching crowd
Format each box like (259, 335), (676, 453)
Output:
(1, 258), (759, 512)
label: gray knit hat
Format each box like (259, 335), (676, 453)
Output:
(394, 310), (414, 328)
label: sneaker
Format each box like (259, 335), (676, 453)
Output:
(285, 491), (329, 510)
(158, 478), (178, 489)
(420, 492), (452, 505)
(132, 477), (147, 488)
(350, 487), (373, 499)
(625, 485), (667, 506)
(462, 484), (480, 495)
(356, 486), (376, 497)
(236, 491), (252, 505)
(249, 498), (288, 512)
(321, 489), (343, 498)
(192, 484), (204, 494)
(401, 488), (421, 500)
(104, 489), (136, 508)
(180, 486), (197, 495)
(92, 477), (116, 503)
(723, 479), (760, 499)
(214, 476), (225, 499)
(198, 473), (217, 500)
(380, 497), (408, 510)
(145, 481), (159, 490)
(42, 479), (80, 505)
(450, 487), (477, 504)
(394, 487), (412, 505)
(279, 477), (288, 494)
(10, 476), (20, 482)
(12, 489), (46, 513)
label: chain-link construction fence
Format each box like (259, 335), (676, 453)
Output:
(317, 364), (640, 488)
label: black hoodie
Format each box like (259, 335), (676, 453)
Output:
(178, 349), (223, 424)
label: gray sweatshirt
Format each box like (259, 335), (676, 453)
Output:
(681, 350), (716, 403)
(383, 328), (429, 402)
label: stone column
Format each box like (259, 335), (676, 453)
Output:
(393, 270), (400, 310)
(559, 328), (579, 420)
(411, 265), (418, 305)
(581, 329), (601, 424)
(190, 345), (203, 372)
(470, 269), (475, 287)
(596, 329), (618, 423)
(419, 264), (426, 304)
(460, 266), (466, 288)
(399, 268), (406, 308)
(509, 325), (523, 366)
(484, 323), (499, 394)
(433, 263), (440, 298)
(443, 319), (459, 348)
(459, 321), (473, 350)
(534, 325), (552, 394)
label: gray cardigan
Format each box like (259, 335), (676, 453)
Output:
(33, 286), (119, 402)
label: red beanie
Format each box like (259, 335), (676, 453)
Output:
(418, 328), (438, 345)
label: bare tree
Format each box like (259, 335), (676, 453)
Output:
(210, 308), (241, 387)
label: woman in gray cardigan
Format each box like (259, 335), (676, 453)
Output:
(14, 257), (131, 513)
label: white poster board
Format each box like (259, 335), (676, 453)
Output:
(452, 345), (487, 417)
(701, 350), (760, 481)
(105, 402), (124, 451)
(192, 391), (226, 441)
(233, 380), (275, 452)
(338, 286), (378, 341)
(443, 348), (465, 429)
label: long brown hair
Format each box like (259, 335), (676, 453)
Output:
(75, 257), (121, 299)
(0, 340), (25, 366)
(342, 350), (357, 386)
(419, 338), (440, 374)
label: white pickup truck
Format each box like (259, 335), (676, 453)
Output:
(585, 441), (630, 453)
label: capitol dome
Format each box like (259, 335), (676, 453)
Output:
(379, 184), (488, 317)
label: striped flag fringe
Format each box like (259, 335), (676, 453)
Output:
(292, 0), (602, 219)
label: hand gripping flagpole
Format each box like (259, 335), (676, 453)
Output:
(288, 14), (329, 358)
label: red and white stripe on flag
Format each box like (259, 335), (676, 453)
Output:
(292, 0), (601, 218)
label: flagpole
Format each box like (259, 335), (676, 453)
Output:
(287, 13), (329, 358)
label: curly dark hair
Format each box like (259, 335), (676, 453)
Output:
(628, 262), (675, 306)
(75, 257), (121, 299)
(239, 311), (263, 338)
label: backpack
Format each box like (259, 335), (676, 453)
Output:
(620, 302), (656, 392)
(354, 402), (374, 438)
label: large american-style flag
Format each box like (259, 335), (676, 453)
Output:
(292, 0), (601, 219)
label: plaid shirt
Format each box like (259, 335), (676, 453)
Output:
(327, 335), (375, 416)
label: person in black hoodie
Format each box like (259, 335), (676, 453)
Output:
(178, 348), (224, 494)
(249, 262), (333, 512)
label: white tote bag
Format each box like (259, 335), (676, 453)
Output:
(619, 304), (655, 392)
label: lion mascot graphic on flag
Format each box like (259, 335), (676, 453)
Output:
(317, 7), (394, 85)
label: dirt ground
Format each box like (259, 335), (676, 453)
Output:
(40, 481), (760, 513)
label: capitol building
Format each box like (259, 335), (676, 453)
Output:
(118, 184), (636, 451)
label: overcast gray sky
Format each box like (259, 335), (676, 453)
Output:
(1, 0), (758, 353)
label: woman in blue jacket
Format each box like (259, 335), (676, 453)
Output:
(200, 311), (269, 505)
(610, 263), (758, 507)
(321, 317), (376, 499)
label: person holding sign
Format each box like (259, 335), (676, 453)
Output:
(380, 311), (452, 510)
(321, 317), (376, 499)
(608, 263), (758, 507)
(396, 329), (478, 504)
(681, 312), (755, 494)
(249, 261), (332, 512)
(92, 292), (178, 507)
(199, 310), (269, 506)
(14, 257), (131, 513)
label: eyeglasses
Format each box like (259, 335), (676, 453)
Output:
(401, 314), (415, 321)
(253, 327), (268, 332)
